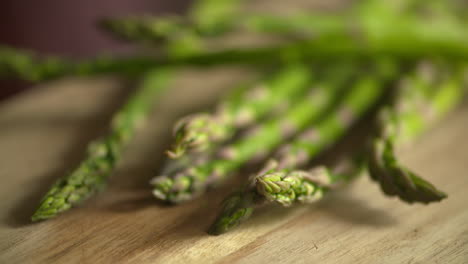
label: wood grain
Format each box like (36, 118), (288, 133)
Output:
(0, 67), (467, 264)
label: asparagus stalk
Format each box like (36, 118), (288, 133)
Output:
(31, 69), (172, 221)
(208, 156), (358, 234)
(368, 62), (467, 204)
(101, 0), (247, 56)
(209, 64), (394, 234)
(2, 24), (468, 82)
(208, 165), (352, 235)
(206, 154), (353, 237)
(3, 1), (468, 78)
(99, 13), (343, 46)
(151, 65), (356, 203)
(100, 0), (247, 44)
(167, 64), (313, 158)
(101, 0), (467, 52)
(0, 46), (160, 82)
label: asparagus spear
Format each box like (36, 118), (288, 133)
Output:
(167, 64), (313, 158)
(207, 165), (345, 235)
(209, 145), (370, 234)
(99, 13), (343, 46)
(209, 63), (394, 234)
(368, 62), (467, 204)
(101, 0), (467, 51)
(2, 22), (468, 82)
(100, 0), (247, 44)
(31, 69), (172, 221)
(0, 46), (159, 82)
(151, 65), (356, 203)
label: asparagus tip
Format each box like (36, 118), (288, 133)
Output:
(256, 168), (333, 206)
(165, 148), (185, 159)
(369, 138), (449, 204)
(151, 173), (197, 203)
(208, 192), (255, 235)
(255, 171), (289, 201)
(167, 114), (221, 158)
(31, 196), (71, 222)
(150, 176), (173, 200)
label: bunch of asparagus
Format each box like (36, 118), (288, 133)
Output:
(0, 0), (467, 235)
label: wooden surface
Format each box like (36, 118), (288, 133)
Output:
(0, 69), (467, 264)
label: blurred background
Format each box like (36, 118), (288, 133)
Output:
(0, 0), (189, 100)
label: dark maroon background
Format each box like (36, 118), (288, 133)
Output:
(0, 0), (189, 100)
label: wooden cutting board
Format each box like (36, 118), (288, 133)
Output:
(0, 68), (467, 264)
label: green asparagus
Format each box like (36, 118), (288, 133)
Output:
(0, 46), (159, 82)
(152, 65), (356, 203)
(209, 157), (365, 235)
(207, 190), (261, 235)
(2, 27), (468, 82)
(99, 13), (343, 46)
(31, 69), (172, 221)
(209, 63), (394, 234)
(368, 62), (466, 204)
(100, 0), (468, 56)
(2, 0), (463, 234)
(167, 64), (313, 158)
